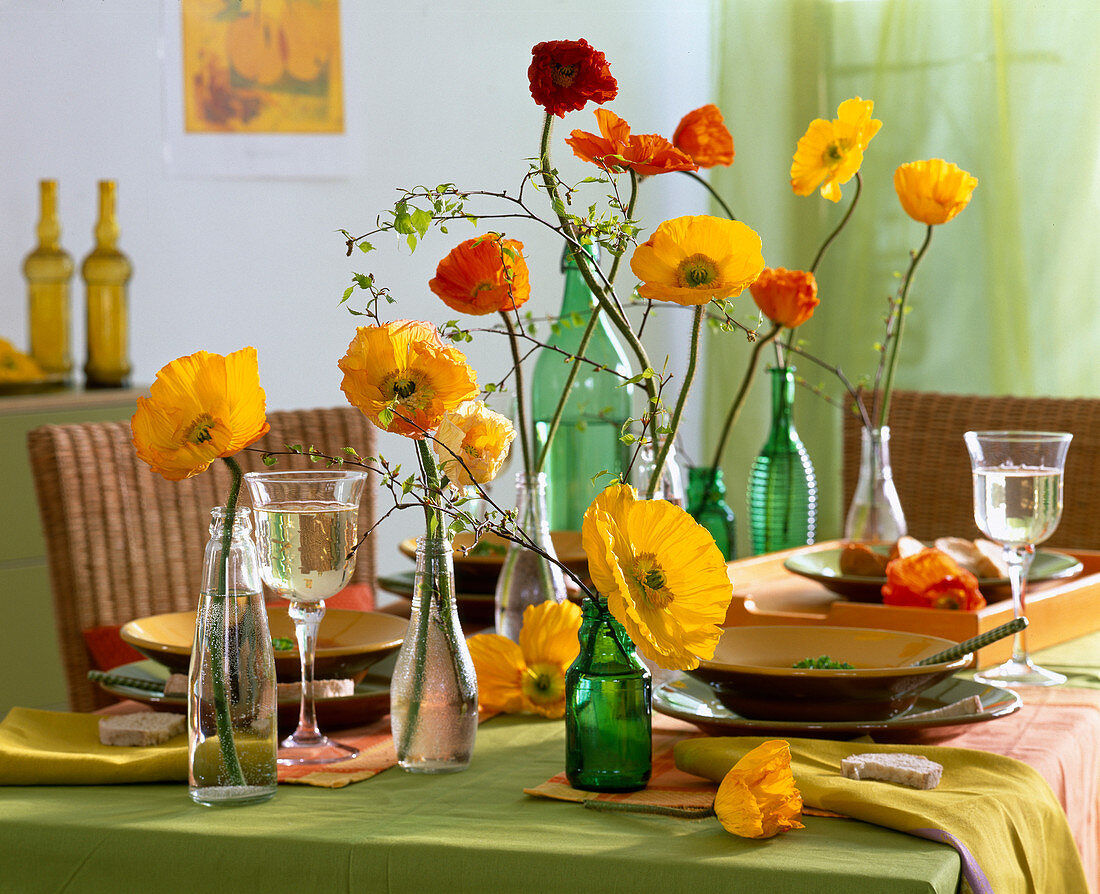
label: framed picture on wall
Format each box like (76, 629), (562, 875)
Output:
(161, 0), (361, 178)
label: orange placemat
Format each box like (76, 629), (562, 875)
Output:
(276, 715), (397, 788)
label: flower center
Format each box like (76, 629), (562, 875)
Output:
(186, 413), (216, 445)
(631, 554), (673, 610)
(393, 378), (416, 399)
(675, 253), (719, 289)
(382, 370), (433, 410)
(551, 63), (577, 87)
(522, 663), (565, 705)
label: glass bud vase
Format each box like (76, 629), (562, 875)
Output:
(686, 466), (736, 561)
(747, 367), (818, 554)
(634, 439), (685, 506)
(189, 506), (277, 807)
(391, 537), (478, 773)
(844, 425), (907, 543)
(494, 472), (566, 642)
(565, 598), (652, 792)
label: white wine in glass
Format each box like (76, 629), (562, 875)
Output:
(964, 431), (1072, 687)
(245, 471), (368, 765)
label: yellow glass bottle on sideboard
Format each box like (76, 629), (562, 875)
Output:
(81, 180), (132, 389)
(22, 180), (74, 382)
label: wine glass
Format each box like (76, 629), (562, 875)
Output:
(964, 431), (1072, 687)
(244, 470), (368, 764)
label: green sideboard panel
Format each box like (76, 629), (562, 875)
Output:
(0, 389), (144, 713)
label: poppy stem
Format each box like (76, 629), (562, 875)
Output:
(647, 305), (704, 498)
(582, 799), (716, 819)
(680, 170), (737, 221)
(501, 311), (534, 481)
(709, 323), (782, 472)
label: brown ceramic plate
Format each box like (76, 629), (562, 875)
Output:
(120, 607), (407, 681)
(654, 674), (1021, 740)
(783, 545), (1083, 602)
(687, 625), (970, 722)
(398, 530), (589, 594)
(93, 659), (391, 735)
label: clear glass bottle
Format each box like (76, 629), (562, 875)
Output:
(532, 244), (632, 531)
(686, 466), (736, 561)
(565, 598), (651, 792)
(81, 180), (132, 389)
(391, 537), (478, 773)
(747, 367), (818, 553)
(23, 179), (74, 381)
(189, 506), (278, 807)
(634, 438), (685, 506)
(495, 472), (566, 642)
(844, 425), (907, 543)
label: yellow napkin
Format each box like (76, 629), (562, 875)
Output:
(675, 736), (1087, 894)
(0, 707), (187, 785)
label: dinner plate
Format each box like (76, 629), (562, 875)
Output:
(784, 545), (1083, 602)
(94, 659), (392, 736)
(377, 571), (495, 626)
(653, 674), (1021, 740)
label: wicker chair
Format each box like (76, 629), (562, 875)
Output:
(28, 407), (377, 712)
(841, 390), (1100, 550)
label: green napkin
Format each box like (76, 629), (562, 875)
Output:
(0, 707), (187, 785)
(675, 736), (1087, 894)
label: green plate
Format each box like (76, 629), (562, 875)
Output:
(783, 546), (1083, 602)
(653, 674), (1021, 740)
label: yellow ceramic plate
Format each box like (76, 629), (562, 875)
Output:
(120, 607), (407, 681)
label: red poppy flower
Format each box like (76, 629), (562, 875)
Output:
(672, 104), (735, 168)
(566, 109), (697, 177)
(882, 549), (986, 611)
(528, 39), (618, 118)
(428, 234), (531, 316)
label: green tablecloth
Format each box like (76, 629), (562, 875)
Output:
(4, 633), (1098, 894)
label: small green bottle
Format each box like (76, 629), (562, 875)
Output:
(531, 245), (632, 531)
(686, 466), (736, 560)
(565, 598), (651, 792)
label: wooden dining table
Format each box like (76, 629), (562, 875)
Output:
(2, 548), (1099, 893)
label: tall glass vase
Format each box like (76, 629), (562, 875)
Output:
(747, 367), (818, 553)
(686, 466), (736, 561)
(188, 506), (277, 807)
(565, 598), (651, 793)
(494, 472), (566, 641)
(844, 425), (907, 543)
(390, 536), (478, 773)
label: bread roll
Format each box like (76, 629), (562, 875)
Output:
(839, 543), (889, 576)
(840, 753), (943, 789)
(890, 536), (925, 560)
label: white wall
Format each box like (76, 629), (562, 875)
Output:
(0, 0), (715, 577)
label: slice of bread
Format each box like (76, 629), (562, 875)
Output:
(933, 537), (984, 574)
(163, 673), (189, 697)
(890, 535), (925, 560)
(99, 712), (186, 747)
(276, 679), (355, 700)
(973, 539), (1009, 578)
(840, 752), (943, 789)
(905, 695), (984, 721)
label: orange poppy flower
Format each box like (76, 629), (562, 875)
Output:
(629, 215), (764, 306)
(791, 97), (882, 203)
(882, 548), (986, 611)
(429, 234), (531, 316)
(672, 104), (734, 168)
(528, 38), (617, 118)
(433, 400), (515, 487)
(714, 740), (805, 839)
(467, 601), (583, 718)
(338, 320), (478, 439)
(567, 108), (697, 177)
(131, 347), (269, 481)
(749, 267), (819, 328)
(894, 159), (978, 226)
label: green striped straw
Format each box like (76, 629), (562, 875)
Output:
(916, 617), (1028, 666)
(87, 669), (167, 693)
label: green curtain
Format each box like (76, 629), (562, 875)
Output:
(703, 0), (1100, 551)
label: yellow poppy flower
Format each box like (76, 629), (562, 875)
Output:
(790, 97), (882, 203)
(338, 320), (479, 439)
(131, 347), (269, 481)
(714, 740), (804, 839)
(0, 337), (45, 382)
(629, 215), (764, 306)
(467, 600), (583, 718)
(581, 483), (733, 670)
(894, 159), (978, 225)
(433, 400), (515, 487)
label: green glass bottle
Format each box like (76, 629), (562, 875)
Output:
(23, 180), (74, 382)
(532, 245), (631, 531)
(747, 366), (818, 553)
(565, 598), (651, 793)
(686, 466), (736, 560)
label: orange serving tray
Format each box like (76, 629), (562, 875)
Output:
(722, 540), (1100, 669)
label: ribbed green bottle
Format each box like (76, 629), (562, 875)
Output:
(747, 367), (817, 553)
(686, 466), (736, 560)
(531, 245), (631, 531)
(565, 598), (651, 793)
